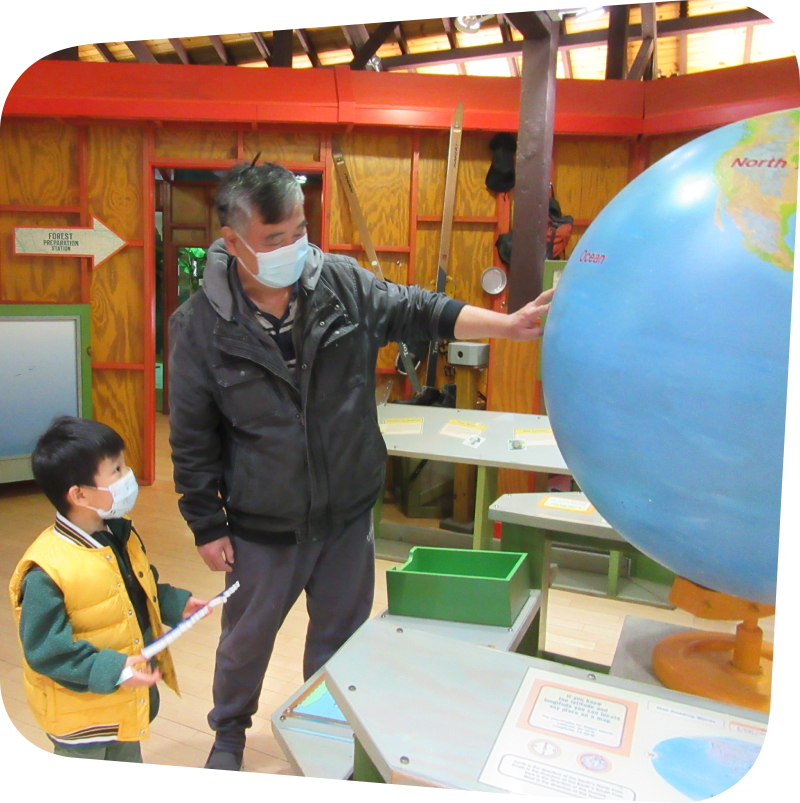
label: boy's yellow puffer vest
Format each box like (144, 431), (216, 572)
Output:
(9, 520), (180, 743)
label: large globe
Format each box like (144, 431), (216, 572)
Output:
(542, 109), (797, 605)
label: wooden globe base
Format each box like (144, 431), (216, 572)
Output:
(651, 577), (775, 713)
(652, 631), (773, 713)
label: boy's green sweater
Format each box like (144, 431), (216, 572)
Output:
(18, 517), (191, 724)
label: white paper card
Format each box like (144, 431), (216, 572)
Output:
(380, 417), (423, 435)
(440, 419), (486, 439)
(514, 427), (557, 447)
(540, 496), (595, 514)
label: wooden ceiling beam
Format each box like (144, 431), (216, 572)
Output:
(125, 41), (158, 64)
(208, 36), (233, 66)
(498, 15), (520, 78)
(442, 18), (466, 76)
(296, 28), (321, 68)
(93, 43), (116, 62)
(270, 29), (294, 67)
(168, 38), (192, 65)
(381, 8), (770, 71)
(605, 4), (629, 79)
(350, 21), (400, 70)
(393, 23), (415, 73)
(251, 32), (271, 64)
(505, 11), (553, 40)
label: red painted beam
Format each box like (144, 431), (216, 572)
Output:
(3, 61), (339, 124)
(644, 58), (800, 135)
(3, 57), (799, 137)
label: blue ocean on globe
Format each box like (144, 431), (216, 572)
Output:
(542, 109), (797, 604)
(650, 737), (761, 800)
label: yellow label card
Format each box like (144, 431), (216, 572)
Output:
(539, 496), (595, 514)
(380, 417), (423, 435)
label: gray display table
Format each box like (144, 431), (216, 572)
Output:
(271, 591), (541, 779)
(323, 619), (767, 790)
(490, 492), (675, 654)
(377, 404), (570, 549)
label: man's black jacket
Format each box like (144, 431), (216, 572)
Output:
(168, 239), (463, 546)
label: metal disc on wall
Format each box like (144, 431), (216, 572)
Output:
(480, 266), (507, 295)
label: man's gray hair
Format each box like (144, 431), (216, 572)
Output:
(216, 161), (304, 231)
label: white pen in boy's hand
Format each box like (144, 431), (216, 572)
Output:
(117, 582), (241, 683)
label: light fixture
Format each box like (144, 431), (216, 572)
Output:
(454, 15), (495, 35)
(557, 6), (606, 23)
(296, 174), (308, 185)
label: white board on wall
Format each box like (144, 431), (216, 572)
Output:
(0, 318), (82, 480)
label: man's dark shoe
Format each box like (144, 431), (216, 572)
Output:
(205, 746), (243, 771)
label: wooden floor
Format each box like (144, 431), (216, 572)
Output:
(0, 413), (774, 772)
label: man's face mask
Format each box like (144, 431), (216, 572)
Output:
(237, 232), (309, 289)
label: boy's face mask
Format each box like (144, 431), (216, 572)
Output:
(89, 468), (139, 519)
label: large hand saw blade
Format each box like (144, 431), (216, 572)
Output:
(331, 137), (422, 394)
(424, 103), (464, 391)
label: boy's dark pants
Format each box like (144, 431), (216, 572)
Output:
(51, 739), (143, 762)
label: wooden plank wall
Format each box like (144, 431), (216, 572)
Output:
(0, 117), (695, 487)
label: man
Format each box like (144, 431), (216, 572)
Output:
(168, 161), (554, 771)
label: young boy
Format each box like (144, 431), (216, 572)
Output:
(9, 416), (208, 762)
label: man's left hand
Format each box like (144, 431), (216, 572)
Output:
(182, 596), (210, 619)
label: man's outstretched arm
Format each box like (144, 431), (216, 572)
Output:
(454, 287), (554, 342)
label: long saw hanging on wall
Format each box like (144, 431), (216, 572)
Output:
(331, 137), (423, 395)
(403, 102), (464, 406)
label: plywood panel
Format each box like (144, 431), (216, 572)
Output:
(449, 224), (496, 310)
(0, 120), (79, 207)
(454, 135), (498, 218)
(418, 134), (497, 219)
(87, 127), (144, 242)
(243, 132), (321, 164)
(90, 248), (145, 364)
(92, 369), (144, 479)
(0, 212), (82, 302)
(329, 133), (412, 249)
(172, 184), (209, 226)
(647, 133), (700, 166)
(498, 468), (531, 497)
(154, 128), (237, 161)
(488, 338), (539, 414)
(553, 137), (631, 222)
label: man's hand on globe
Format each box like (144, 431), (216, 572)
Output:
(506, 287), (555, 341)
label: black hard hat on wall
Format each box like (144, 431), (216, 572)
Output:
(486, 132), (517, 193)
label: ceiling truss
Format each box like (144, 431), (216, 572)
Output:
(53, 7), (772, 81)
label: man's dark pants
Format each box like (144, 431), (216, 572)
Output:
(208, 509), (375, 752)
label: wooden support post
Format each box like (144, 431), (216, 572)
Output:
(605, 4), (630, 80)
(472, 465), (498, 551)
(451, 366), (482, 524)
(507, 16), (559, 312)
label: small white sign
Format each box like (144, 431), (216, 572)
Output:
(540, 496), (595, 514)
(380, 418), (423, 435)
(14, 217), (127, 268)
(440, 419), (486, 439)
(514, 428), (557, 447)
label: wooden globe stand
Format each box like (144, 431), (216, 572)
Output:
(651, 577), (774, 713)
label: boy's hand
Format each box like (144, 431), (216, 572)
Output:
(182, 596), (210, 619)
(120, 655), (161, 688)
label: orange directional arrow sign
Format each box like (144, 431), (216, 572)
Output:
(14, 217), (127, 268)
